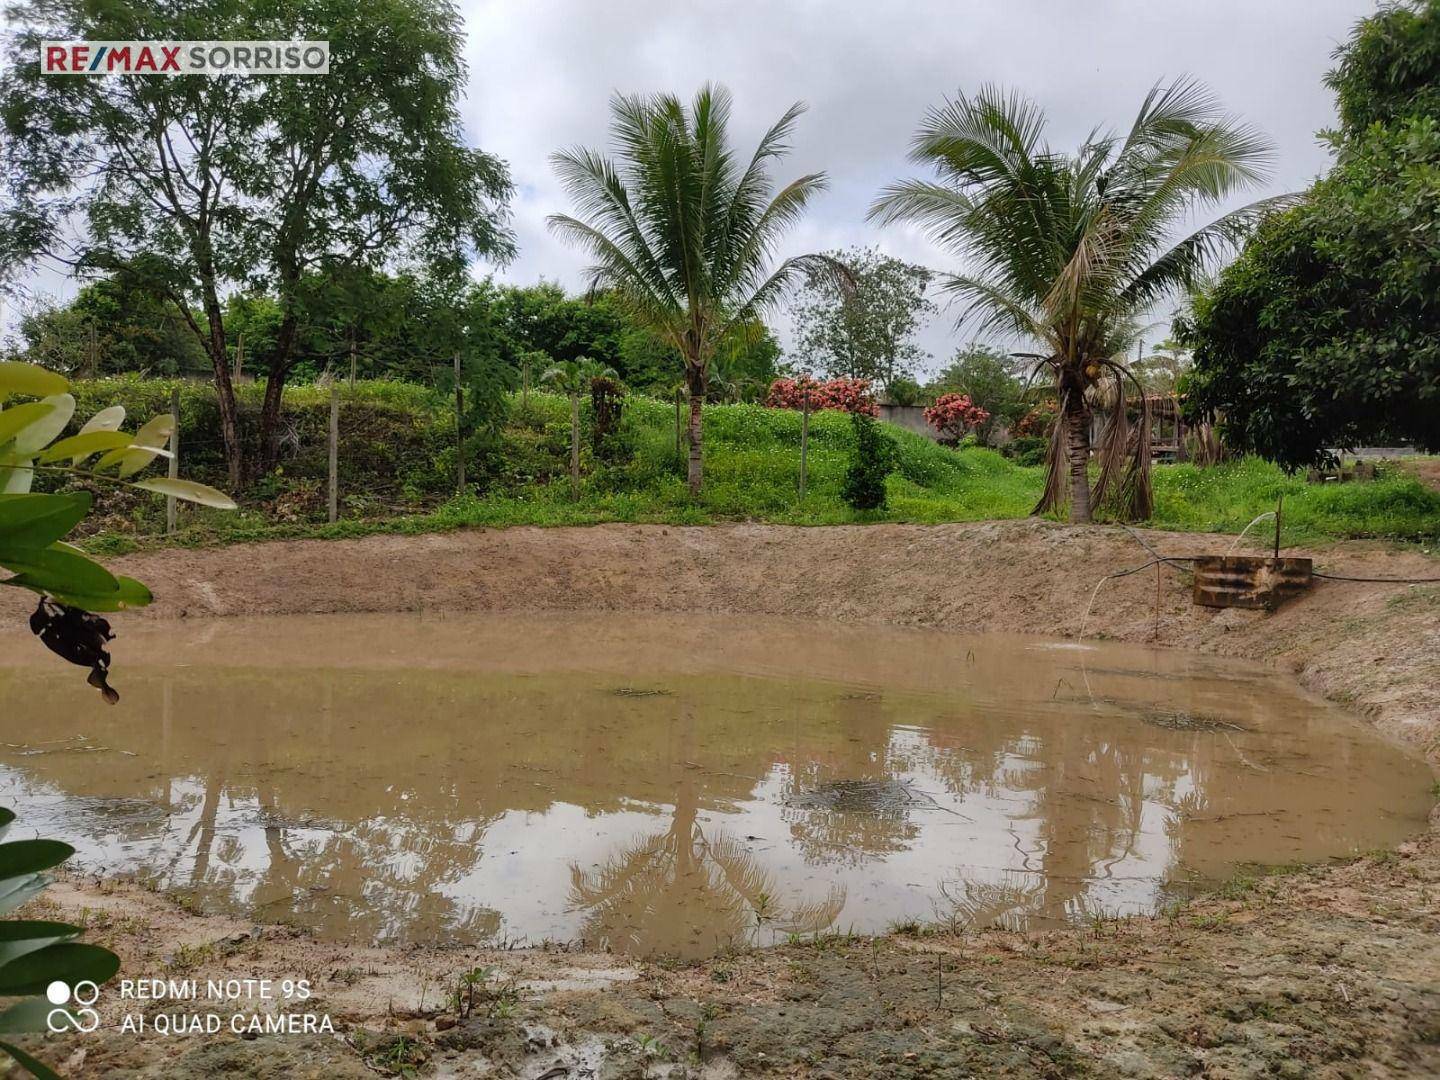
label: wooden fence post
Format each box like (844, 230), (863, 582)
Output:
(674, 387), (683, 458)
(328, 383), (339, 524)
(165, 386), (180, 534)
(799, 381), (810, 499)
(454, 352), (466, 493)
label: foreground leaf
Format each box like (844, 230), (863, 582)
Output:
(37, 430), (134, 466)
(0, 362), (67, 403)
(0, 494), (92, 550)
(0, 922), (82, 969)
(0, 404), (57, 453)
(0, 1037), (62, 1080)
(26, 575), (153, 613)
(95, 413), (173, 478)
(131, 477), (237, 509)
(0, 942), (120, 996)
(0, 547), (119, 598)
(0, 998), (63, 1036)
(78, 405), (125, 434)
(11, 395), (74, 457)
(0, 840), (73, 880)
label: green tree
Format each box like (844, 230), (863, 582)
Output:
(871, 82), (1274, 522)
(542, 358), (617, 499)
(1327, 0), (1440, 134)
(0, 0), (513, 487)
(1130, 338), (1190, 396)
(928, 343), (1027, 443)
(1182, 1), (1440, 468)
(789, 246), (935, 391)
(548, 84), (843, 496)
(17, 277), (208, 378)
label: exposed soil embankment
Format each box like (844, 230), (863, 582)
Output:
(4, 520), (1438, 1078)
(82, 519), (1440, 756)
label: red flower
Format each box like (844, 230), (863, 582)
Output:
(765, 376), (879, 416)
(923, 393), (990, 440)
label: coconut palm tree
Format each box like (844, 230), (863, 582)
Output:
(870, 80), (1278, 522)
(542, 357), (617, 499)
(549, 84), (846, 496)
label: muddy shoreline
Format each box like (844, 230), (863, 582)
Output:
(4, 520), (1438, 1077)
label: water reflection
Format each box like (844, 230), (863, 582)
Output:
(0, 614), (1430, 958)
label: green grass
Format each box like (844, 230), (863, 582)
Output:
(79, 391), (1440, 554)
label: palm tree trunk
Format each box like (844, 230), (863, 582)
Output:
(1064, 385), (1093, 524)
(685, 362), (706, 497)
(569, 392), (581, 500)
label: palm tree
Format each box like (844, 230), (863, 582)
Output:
(870, 81), (1278, 522)
(542, 358), (617, 499)
(549, 84), (846, 496)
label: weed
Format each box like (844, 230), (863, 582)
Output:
(168, 942), (216, 971)
(449, 965), (523, 1020)
(632, 1032), (672, 1061)
(360, 1034), (427, 1077)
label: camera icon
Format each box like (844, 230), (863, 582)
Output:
(45, 980), (101, 1033)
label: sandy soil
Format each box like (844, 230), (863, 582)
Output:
(4, 520), (1439, 1078)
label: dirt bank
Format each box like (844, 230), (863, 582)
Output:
(4, 520), (1438, 1078)
(65, 519), (1440, 755)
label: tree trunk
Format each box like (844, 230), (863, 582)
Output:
(569, 392), (581, 500)
(1063, 381), (1093, 524)
(198, 297), (243, 491)
(257, 311), (302, 477)
(685, 362), (706, 497)
(257, 367), (288, 480)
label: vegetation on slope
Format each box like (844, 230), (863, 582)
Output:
(57, 380), (1440, 555)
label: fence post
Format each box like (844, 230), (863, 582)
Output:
(674, 387), (683, 458)
(327, 383), (339, 524)
(799, 381), (810, 499)
(454, 352), (466, 493)
(165, 386), (180, 534)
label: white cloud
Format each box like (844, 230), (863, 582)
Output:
(12, 1), (1371, 371)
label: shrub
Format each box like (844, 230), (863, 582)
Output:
(590, 375), (627, 461)
(923, 393), (990, 443)
(841, 413), (896, 510)
(886, 376), (925, 407)
(1014, 399), (1059, 438)
(1005, 435), (1048, 467)
(765, 376), (879, 416)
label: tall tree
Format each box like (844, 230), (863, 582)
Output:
(1182, 0), (1440, 468)
(14, 276), (208, 377)
(789, 246), (935, 391)
(871, 81), (1275, 522)
(0, 0), (513, 487)
(928, 343), (1027, 443)
(548, 84), (843, 496)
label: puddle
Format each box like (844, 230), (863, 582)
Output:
(0, 612), (1431, 959)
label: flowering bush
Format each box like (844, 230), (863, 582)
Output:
(923, 393), (990, 442)
(765, 376), (878, 416)
(1014, 399), (1059, 438)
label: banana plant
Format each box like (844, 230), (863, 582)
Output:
(0, 806), (118, 1080)
(0, 361), (234, 701)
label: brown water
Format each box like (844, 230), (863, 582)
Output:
(0, 613), (1431, 959)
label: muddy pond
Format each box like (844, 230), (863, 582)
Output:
(0, 613), (1431, 960)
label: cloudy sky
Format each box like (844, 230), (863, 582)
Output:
(460, 0), (1375, 373)
(5, 1), (1378, 371)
